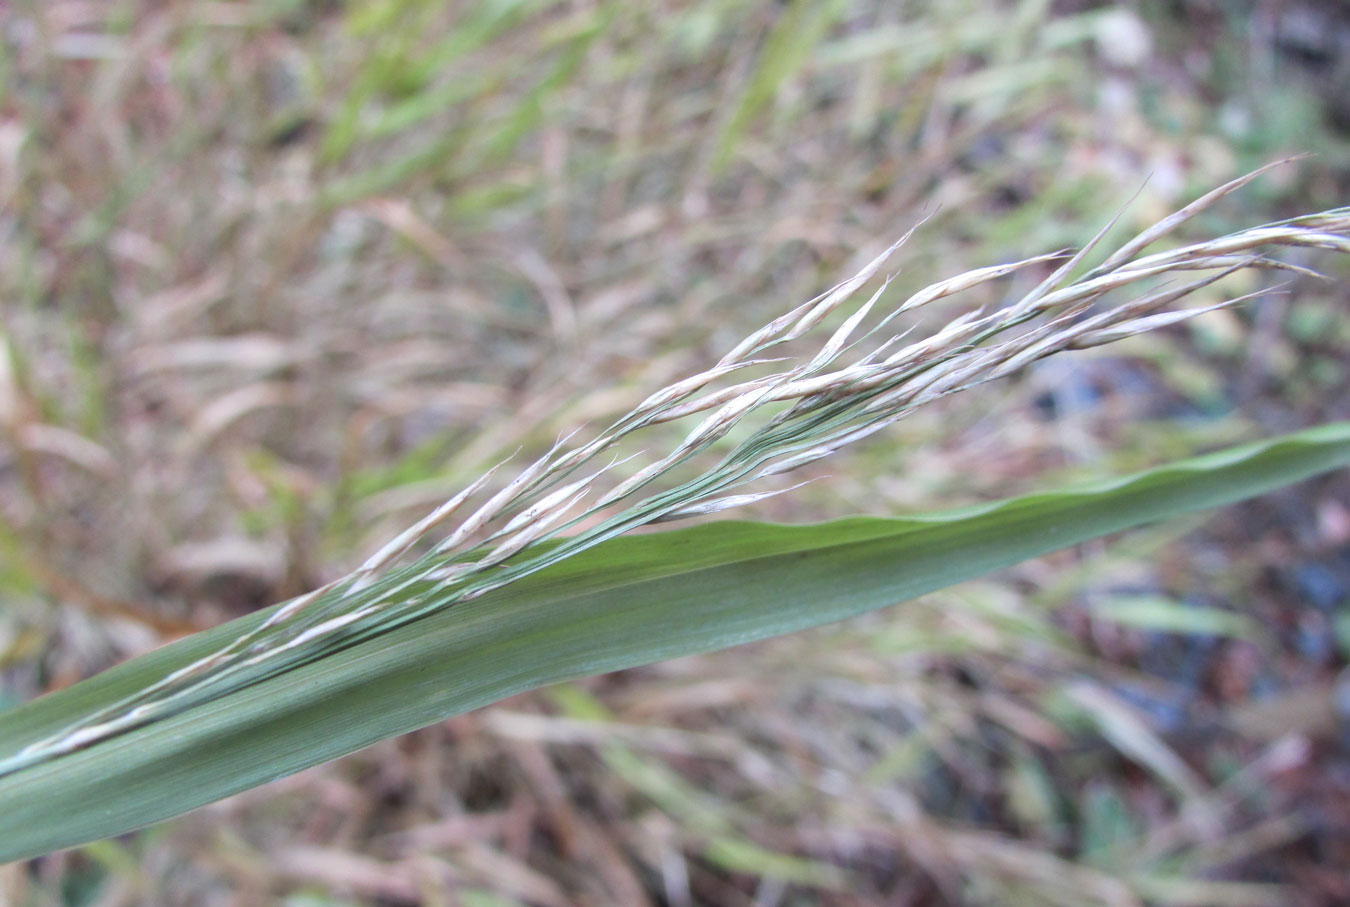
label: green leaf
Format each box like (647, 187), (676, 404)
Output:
(712, 0), (846, 173)
(1089, 595), (1257, 640)
(1, 422), (1348, 861)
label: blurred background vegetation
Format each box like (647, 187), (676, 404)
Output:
(1, 0), (1349, 904)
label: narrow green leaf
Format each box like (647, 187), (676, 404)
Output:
(1090, 595), (1257, 640)
(0, 422), (1347, 861)
(712, 0), (846, 172)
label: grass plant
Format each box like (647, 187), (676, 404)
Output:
(2, 165), (1349, 867)
(4, 1), (1350, 903)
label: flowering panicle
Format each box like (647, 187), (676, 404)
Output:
(4, 160), (1347, 777)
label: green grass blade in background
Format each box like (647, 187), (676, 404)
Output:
(1, 421), (1348, 861)
(713, 0), (847, 172)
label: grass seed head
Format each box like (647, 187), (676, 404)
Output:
(5, 163), (1348, 779)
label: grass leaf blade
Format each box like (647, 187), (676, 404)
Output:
(1, 421), (1347, 861)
